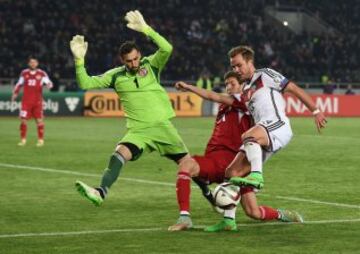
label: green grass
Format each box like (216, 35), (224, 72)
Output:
(0, 117), (359, 254)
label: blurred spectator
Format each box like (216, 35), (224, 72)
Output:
(345, 84), (355, 95)
(321, 74), (336, 94)
(196, 71), (212, 91)
(1, 0), (359, 84)
(50, 71), (60, 92)
(212, 76), (223, 93)
(65, 81), (79, 92)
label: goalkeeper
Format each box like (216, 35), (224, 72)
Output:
(70, 10), (191, 206)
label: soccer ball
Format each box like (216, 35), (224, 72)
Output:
(213, 182), (241, 209)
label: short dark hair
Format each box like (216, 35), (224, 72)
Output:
(228, 45), (254, 62)
(119, 41), (140, 57)
(223, 71), (242, 84)
(28, 56), (38, 62)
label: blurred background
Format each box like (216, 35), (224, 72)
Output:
(0, 0), (359, 94)
(1, 3), (359, 252)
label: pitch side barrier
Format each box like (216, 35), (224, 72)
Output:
(0, 92), (359, 117)
(82, 91), (360, 117)
(0, 92), (83, 116)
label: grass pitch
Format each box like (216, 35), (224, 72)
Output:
(0, 117), (359, 254)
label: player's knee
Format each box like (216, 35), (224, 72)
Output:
(244, 207), (262, 219)
(225, 166), (236, 178)
(178, 158), (199, 177)
(116, 143), (142, 162)
(241, 132), (249, 141)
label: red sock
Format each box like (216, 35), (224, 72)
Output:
(20, 122), (27, 139)
(259, 206), (280, 220)
(37, 123), (44, 140)
(176, 172), (191, 213)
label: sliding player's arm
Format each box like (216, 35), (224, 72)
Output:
(175, 81), (234, 105)
(284, 81), (327, 132)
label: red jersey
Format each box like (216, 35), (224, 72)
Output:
(205, 100), (252, 154)
(14, 68), (52, 104)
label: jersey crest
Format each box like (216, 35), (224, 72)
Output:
(138, 67), (148, 77)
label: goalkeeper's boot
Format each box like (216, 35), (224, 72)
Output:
(230, 172), (264, 189)
(278, 209), (304, 223)
(204, 218), (237, 232)
(75, 180), (103, 206)
(36, 139), (44, 147)
(168, 215), (193, 231)
(18, 139), (26, 146)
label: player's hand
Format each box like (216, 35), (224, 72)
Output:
(11, 94), (17, 102)
(125, 10), (150, 34)
(314, 111), (327, 133)
(70, 35), (88, 60)
(46, 83), (53, 90)
(175, 81), (190, 91)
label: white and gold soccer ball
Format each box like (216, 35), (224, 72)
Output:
(213, 182), (241, 209)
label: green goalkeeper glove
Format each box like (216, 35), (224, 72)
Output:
(125, 10), (151, 35)
(70, 35), (88, 65)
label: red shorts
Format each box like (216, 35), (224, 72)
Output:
(193, 149), (237, 184)
(20, 101), (43, 119)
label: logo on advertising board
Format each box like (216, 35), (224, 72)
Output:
(84, 91), (203, 117)
(84, 92), (123, 117)
(285, 95), (339, 115)
(65, 97), (80, 112)
(284, 94), (360, 117)
(168, 93), (202, 116)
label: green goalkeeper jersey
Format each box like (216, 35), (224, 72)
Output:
(75, 27), (175, 128)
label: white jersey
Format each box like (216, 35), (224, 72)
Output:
(243, 68), (290, 126)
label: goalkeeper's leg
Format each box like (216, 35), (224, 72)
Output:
(75, 143), (134, 206)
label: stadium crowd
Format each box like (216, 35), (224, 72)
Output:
(0, 0), (359, 84)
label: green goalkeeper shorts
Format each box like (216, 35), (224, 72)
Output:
(119, 120), (188, 161)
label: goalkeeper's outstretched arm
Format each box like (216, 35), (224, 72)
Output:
(125, 10), (172, 69)
(69, 35), (112, 90)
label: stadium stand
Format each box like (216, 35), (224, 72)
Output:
(0, 0), (359, 84)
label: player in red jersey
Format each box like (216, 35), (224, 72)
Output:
(11, 57), (53, 147)
(170, 70), (305, 232)
(168, 71), (252, 231)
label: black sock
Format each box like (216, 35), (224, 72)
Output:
(95, 187), (106, 199)
(192, 177), (215, 205)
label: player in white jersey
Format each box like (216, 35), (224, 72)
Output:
(225, 45), (327, 189)
(198, 46), (325, 232)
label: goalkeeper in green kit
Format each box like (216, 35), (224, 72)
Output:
(70, 10), (192, 206)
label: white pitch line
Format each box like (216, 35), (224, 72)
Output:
(0, 228), (162, 239)
(0, 163), (174, 187)
(1, 218), (360, 239)
(0, 162), (359, 209)
(273, 195), (360, 209)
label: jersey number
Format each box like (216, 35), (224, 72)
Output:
(28, 79), (36, 86)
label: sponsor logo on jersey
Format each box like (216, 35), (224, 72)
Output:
(36, 75), (42, 80)
(138, 68), (148, 77)
(65, 97), (80, 112)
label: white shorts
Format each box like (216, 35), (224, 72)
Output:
(258, 119), (293, 162)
